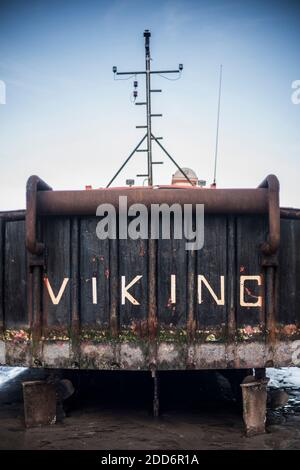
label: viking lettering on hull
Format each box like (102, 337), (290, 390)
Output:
(44, 273), (262, 307)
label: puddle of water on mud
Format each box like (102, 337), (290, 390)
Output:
(267, 367), (300, 388)
(0, 367), (27, 389)
(267, 368), (300, 415)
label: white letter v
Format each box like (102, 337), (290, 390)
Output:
(44, 277), (69, 305)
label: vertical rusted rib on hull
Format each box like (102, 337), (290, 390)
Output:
(148, 239), (157, 341)
(27, 269), (33, 333)
(266, 266), (277, 347)
(187, 249), (196, 340)
(30, 218), (44, 344)
(32, 266), (42, 343)
(227, 216), (236, 342)
(0, 217), (4, 333)
(110, 239), (119, 338)
(259, 265), (266, 332)
(71, 217), (80, 364)
(258, 176), (280, 354)
(26, 176), (52, 346)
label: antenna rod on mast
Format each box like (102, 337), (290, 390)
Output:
(213, 64), (223, 187)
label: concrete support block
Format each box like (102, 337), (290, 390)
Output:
(22, 380), (56, 428)
(240, 376), (269, 436)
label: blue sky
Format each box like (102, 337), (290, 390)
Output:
(0, 0), (299, 209)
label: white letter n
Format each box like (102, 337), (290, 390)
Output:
(197, 275), (225, 305)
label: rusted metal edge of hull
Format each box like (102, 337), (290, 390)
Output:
(0, 210), (26, 221)
(36, 188), (269, 216)
(1, 339), (299, 370)
(280, 207), (300, 219)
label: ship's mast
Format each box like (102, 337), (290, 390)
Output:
(107, 30), (193, 187)
(144, 30), (153, 185)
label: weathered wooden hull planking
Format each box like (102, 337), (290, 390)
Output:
(1, 206), (300, 370)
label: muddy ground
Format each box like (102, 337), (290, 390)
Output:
(0, 367), (300, 450)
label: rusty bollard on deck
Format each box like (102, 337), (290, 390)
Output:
(240, 375), (269, 436)
(22, 380), (57, 428)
